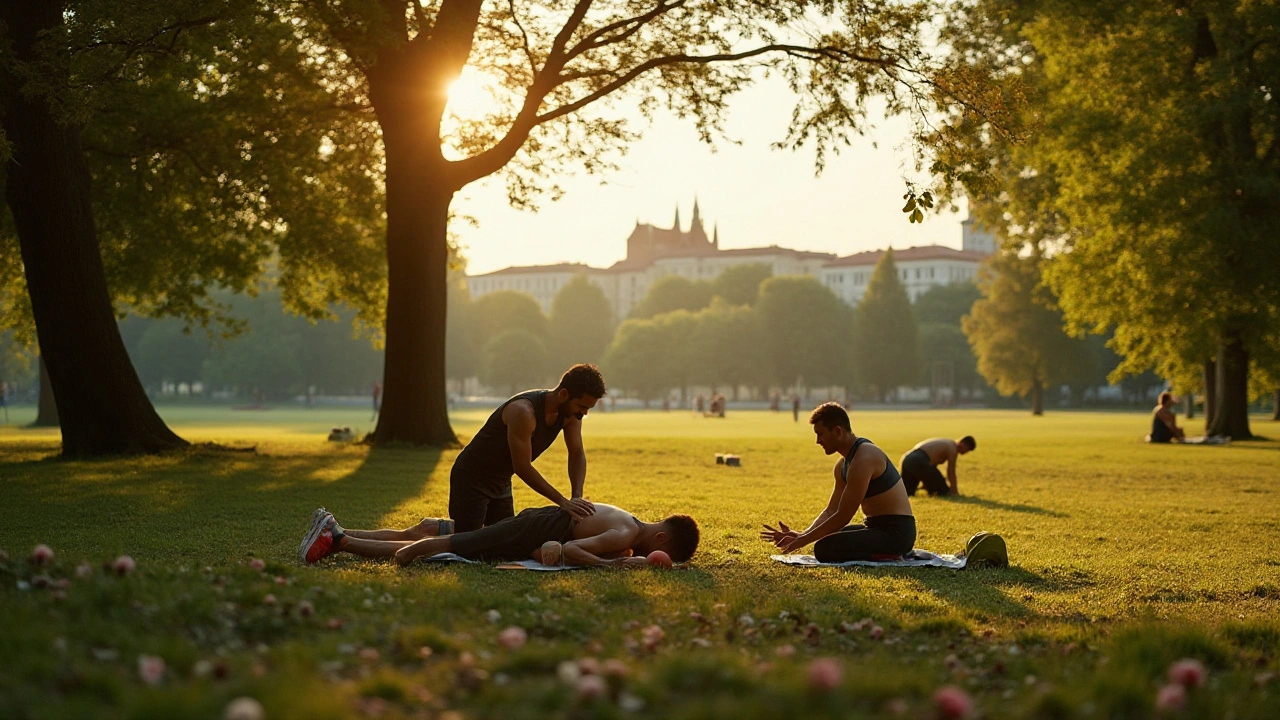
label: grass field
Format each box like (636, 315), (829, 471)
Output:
(2, 408), (1279, 719)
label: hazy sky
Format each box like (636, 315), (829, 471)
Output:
(451, 73), (971, 277)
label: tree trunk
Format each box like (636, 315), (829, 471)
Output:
(1184, 391), (1194, 420)
(1, 0), (186, 456)
(1207, 334), (1251, 439)
(1030, 378), (1044, 416)
(1273, 389), (1279, 422)
(31, 355), (60, 427)
(1202, 358), (1217, 426)
(368, 67), (456, 447)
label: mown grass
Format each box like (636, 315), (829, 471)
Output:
(1, 409), (1278, 719)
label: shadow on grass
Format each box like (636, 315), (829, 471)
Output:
(946, 494), (1069, 518)
(0, 443), (445, 564)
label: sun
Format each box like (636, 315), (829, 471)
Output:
(445, 66), (501, 121)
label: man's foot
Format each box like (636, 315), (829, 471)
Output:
(299, 512), (345, 564)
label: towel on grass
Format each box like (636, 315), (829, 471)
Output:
(771, 550), (967, 569)
(415, 553), (586, 571)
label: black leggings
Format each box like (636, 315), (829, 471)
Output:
(813, 515), (917, 562)
(449, 485), (515, 534)
(900, 449), (950, 496)
(448, 506), (575, 562)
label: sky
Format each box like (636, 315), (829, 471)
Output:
(450, 71), (972, 277)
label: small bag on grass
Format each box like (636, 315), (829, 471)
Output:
(964, 531), (1009, 569)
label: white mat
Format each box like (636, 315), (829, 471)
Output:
(415, 553), (585, 571)
(771, 549), (967, 569)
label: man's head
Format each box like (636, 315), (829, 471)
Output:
(958, 435), (976, 454)
(1159, 391), (1175, 408)
(553, 364), (607, 419)
(809, 402), (852, 455)
(636, 514), (700, 563)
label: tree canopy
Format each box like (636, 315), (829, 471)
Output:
(854, 249), (919, 400)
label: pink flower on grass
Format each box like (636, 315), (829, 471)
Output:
(298, 600), (314, 617)
(224, 697), (265, 720)
(1168, 658), (1206, 688)
(775, 644), (796, 658)
(263, 594), (277, 606)
(138, 655), (165, 685)
(807, 658), (842, 691)
(498, 626), (527, 650)
(641, 624), (664, 650)
(933, 685), (973, 719)
(1155, 683), (1187, 713)
(248, 558), (265, 572)
(76, 562), (94, 578)
(576, 674), (607, 700)
(602, 658), (629, 678)
(30, 544), (54, 566)
(870, 625), (884, 640)
(112, 555), (136, 576)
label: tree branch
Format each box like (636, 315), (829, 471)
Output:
(506, 0), (538, 76)
(564, 0), (685, 63)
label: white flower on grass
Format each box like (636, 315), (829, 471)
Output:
(224, 696), (265, 720)
(112, 555), (136, 576)
(137, 655), (165, 685)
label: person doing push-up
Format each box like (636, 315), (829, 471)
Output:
(761, 403), (916, 562)
(300, 503), (699, 568)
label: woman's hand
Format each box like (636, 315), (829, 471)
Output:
(760, 521), (798, 546)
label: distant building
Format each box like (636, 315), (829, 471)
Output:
(466, 199), (992, 319)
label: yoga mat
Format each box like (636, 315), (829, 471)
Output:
(771, 549), (967, 569)
(414, 553), (585, 571)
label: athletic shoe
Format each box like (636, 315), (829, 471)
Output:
(299, 512), (344, 564)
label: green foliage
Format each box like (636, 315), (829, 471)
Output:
(480, 329), (549, 394)
(630, 276), (714, 320)
(917, 323), (979, 390)
(854, 250), (919, 398)
(756, 276), (854, 389)
(601, 318), (670, 402)
(914, 282), (981, 326)
(690, 300), (767, 392)
(962, 251), (1093, 412)
(129, 320), (212, 390)
(547, 275), (614, 370)
(446, 274), (475, 383)
(711, 264), (773, 307)
(468, 291), (549, 360)
(0, 330), (35, 389)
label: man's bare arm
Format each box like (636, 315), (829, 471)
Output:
(946, 449), (959, 495)
(504, 402), (591, 519)
(561, 529), (643, 567)
(563, 418), (588, 500)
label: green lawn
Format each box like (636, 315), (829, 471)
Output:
(2, 409), (1278, 719)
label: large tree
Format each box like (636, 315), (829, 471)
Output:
(854, 249), (919, 401)
(282, 0), (1017, 446)
(756, 276), (854, 391)
(946, 1), (1280, 437)
(629, 276), (713, 320)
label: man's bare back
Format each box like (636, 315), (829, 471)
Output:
(569, 504), (641, 542)
(911, 438), (959, 465)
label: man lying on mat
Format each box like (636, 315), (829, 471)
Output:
(300, 503), (699, 567)
(760, 402), (916, 563)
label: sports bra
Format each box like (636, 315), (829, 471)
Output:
(842, 437), (902, 499)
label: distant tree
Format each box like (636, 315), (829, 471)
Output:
(855, 249), (919, 401)
(480, 330), (549, 395)
(446, 276), (475, 385)
(914, 282), (981, 326)
(548, 276), (615, 370)
(917, 323), (979, 402)
(468, 291), (549, 357)
(691, 300), (766, 397)
(630, 276), (714, 320)
(756, 277), (854, 390)
(130, 321), (212, 394)
(711, 264), (773, 307)
(0, 331), (35, 394)
(963, 251), (1092, 415)
(602, 319), (669, 404)
(651, 310), (701, 399)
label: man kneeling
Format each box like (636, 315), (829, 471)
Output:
(300, 504), (699, 568)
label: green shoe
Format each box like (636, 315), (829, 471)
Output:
(965, 533), (1008, 569)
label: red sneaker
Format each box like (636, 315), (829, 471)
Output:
(299, 512), (342, 564)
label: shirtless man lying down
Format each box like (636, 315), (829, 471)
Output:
(299, 504), (700, 568)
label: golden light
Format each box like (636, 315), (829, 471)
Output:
(445, 66), (501, 121)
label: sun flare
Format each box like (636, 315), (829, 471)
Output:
(445, 66), (501, 120)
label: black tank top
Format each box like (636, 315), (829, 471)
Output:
(1150, 411), (1173, 443)
(452, 389), (565, 496)
(842, 437), (902, 499)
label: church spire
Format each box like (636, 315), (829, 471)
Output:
(692, 196), (702, 227)
(713, 223), (719, 249)
(673, 204), (681, 232)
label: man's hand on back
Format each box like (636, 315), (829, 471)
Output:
(559, 497), (596, 520)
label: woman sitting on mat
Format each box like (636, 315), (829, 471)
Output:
(760, 402), (916, 562)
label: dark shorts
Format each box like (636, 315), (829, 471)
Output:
(448, 506), (575, 562)
(813, 514), (917, 563)
(449, 467), (515, 533)
(900, 449), (950, 496)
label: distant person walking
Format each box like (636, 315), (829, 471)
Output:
(1147, 392), (1186, 443)
(792, 394), (800, 422)
(899, 436), (976, 497)
(372, 381), (382, 420)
